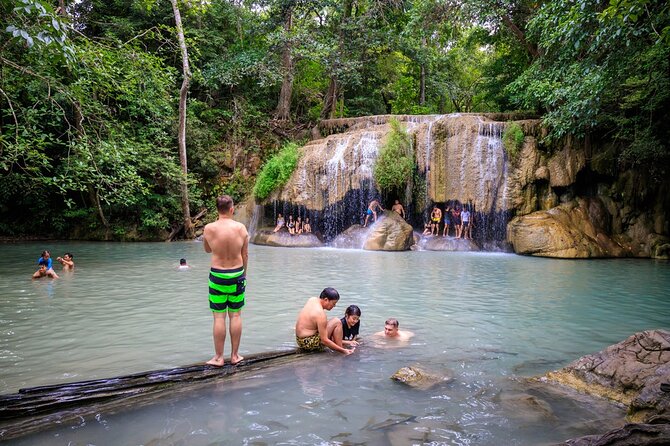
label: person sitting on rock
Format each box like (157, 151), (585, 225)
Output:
(303, 217), (312, 233)
(273, 214), (285, 233)
(422, 221), (432, 236)
(295, 216), (303, 235)
(287, 215), (296, 235)
(327, 304), (362, 349)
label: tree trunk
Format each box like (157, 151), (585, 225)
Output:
(170, 0), (193, 239)
(419, 36), (426, 106)
(275, 5), (294, 121)
(502, 14), (540, 59)
(320, 77), (339, 119)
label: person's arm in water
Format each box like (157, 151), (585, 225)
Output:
(317, 312), (353, 355)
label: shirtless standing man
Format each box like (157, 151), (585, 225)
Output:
(295, 287), (354, 355)
(363, 199), (384, 227)
(391, 200), (405, 219)
(203, 195), (249, 366)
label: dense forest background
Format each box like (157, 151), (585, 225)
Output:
(1, 0), (668, 240)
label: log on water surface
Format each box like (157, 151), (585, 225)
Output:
(0, 349), (304, 440)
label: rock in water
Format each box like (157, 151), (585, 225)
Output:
(390, 365), (453, 390)
(363, 211), (415, 251)
(540, 330), (670, 424)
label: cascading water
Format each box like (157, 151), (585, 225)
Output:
(269, 114), (518, 248)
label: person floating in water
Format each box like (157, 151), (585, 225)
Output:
(374, 318), (414, 342)
(327, 304), (362, 349)
(364, 199), (384, 227)
(33, 250), (59, 279)
(56, 252), (75, 271)
(177, 258), (190, 270)
(295, 287), (354, 355)
(203, 195), (249, 367)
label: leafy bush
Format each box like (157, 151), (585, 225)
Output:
(374, 119), (414, 191)
(253, 142), (301, 201)
(502, 122), (524, 160)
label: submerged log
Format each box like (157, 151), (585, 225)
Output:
(0, 349), (302, 440)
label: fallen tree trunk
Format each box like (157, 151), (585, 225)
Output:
(0, 349), (302, 440)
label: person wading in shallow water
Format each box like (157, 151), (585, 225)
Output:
(203, 195), (249, 367)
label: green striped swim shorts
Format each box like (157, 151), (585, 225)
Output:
(208, 266), (246, 313)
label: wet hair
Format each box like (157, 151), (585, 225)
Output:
(216, 195), (234, 214)
(41, 250), (50, 257)
(319, 287), (340, 301)
(180, 258), (186, 265)
(64, 252), (73, 259)
(345, 305), (361, 317)
(385, 318), (399, 328)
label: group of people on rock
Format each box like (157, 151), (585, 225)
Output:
(364, 199), (406, 227)
(423, 204), (473, 239)
(273, 213), (312, 235)
(202, 195), (414, 367)
(32, 250), (75, 279)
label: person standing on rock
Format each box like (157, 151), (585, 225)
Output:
(364, 199), (384, 227)
(392, 200), (406, 219)
(430, 206), (442, 236)
(203, 195), (249, 367)
(461, 207), (471, 239)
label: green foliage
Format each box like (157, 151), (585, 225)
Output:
(253, 142), (301, 201)
(374, 119), (414, 192)
(502, 122), (525, 160)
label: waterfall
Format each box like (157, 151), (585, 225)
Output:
(247, 204), (262, 238)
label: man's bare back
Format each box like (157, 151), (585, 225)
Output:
(203, 195), (250, 368)
(204, 218), (249, 270)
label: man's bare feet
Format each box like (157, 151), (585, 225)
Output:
(231, 354), (244, 365)
(206, 356), (225, 367)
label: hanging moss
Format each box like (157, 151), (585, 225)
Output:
(503, 122), (525, 160)
(374, 119), (414, 192)
(253, 142), (301, 201)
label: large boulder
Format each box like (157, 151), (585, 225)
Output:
(421, 235), (481, 251)
(539, 330), (670, 423)
(560, 416), (670, 446)
(507, 198), (631, 258)
(363, 211), (415, 251)
(250, 229), (324, 248)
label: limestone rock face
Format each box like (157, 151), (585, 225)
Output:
(251, 229), (324, 248)
(541, 330), (670, 423)
(507, 198), (630, 258)
(390, 365), (453, 390)
(363, 211), (414, 251)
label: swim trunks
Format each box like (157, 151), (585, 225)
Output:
(366, 209), (373, 215)
(208, 266), (246, 313)
(296, 333), (322, 352)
